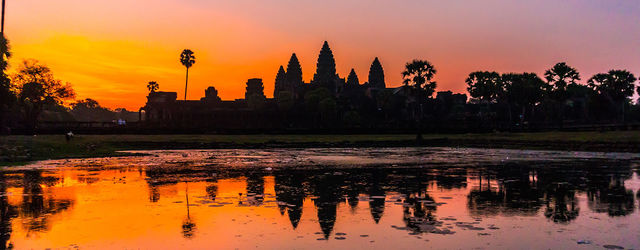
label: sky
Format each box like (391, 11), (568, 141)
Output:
(6, 0), (640, 110)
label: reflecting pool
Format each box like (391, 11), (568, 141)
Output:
(2, 148), (639, 249)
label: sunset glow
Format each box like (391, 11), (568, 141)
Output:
(7, 0), (639, 110)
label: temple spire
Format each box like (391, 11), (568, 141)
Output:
(312, 41), (337, 92)
(285, 53), (303, 89)
(346, 69), (359, 87)
(368, 57), (385, 89)
(274, 65), (286, 97)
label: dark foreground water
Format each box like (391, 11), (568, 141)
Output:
(2, 148), (640, 249)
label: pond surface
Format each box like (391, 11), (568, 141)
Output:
(2, 147), (640, 249)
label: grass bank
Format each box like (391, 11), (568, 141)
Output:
(1, 131), (639, 166)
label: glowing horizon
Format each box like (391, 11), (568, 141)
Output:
(6, 0), (640, 110)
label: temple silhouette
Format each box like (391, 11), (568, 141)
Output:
(140, 41), (466, 131)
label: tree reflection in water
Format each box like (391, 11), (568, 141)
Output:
(0, 173), (17, 250)
(182, 182), (197, 239)
(587, 173), (635, 217)
(0, 157), (637, 244)
(19, 171), (74, 234)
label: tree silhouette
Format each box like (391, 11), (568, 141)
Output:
(402, 60), (437, 140)
(70, 98), (115, 122)
(0, 34), (11, 130)
(180, 49), (195, 100)
(544, 63), (581, 125)
(545, 62), (580, 95)
(402, 60), (437, 97)
(501, 73), (548, 125)
(146, 81), (159, 93)
(12, 60), (75, 132)
(588, 70), (637, 123)
(368, 57), (385, 88)
(465, 71), (501, 105)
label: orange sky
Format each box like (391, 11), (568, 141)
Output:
(6, 0), (640, 110)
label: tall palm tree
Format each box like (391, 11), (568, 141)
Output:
(180, 49), (195, 100)
(544, 62), (580, 98)
(544, 62), (581, 125)
(146, 81), (159, 93)
(1, 0), (5, 34)
(402, 59), (437, 141)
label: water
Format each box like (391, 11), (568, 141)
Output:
(2, 147), (640, 249)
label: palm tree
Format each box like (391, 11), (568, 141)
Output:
(146, 81), (159, 93)
(402, 60), (437, 141)
(544, 63), (581, 125)
(588, 70), (637, 123)
(180, 49), (195, 100)
(545, 62), (580, 99)
(1, 0), (6, 34)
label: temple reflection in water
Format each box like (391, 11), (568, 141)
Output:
(0, 154), (638, 248)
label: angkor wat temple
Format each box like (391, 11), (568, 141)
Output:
(142, 41), (468, 132)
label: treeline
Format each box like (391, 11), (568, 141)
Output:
(0, 36), (137, 134)
(465, 62), (639, 127)
(259, 59), (640, 134)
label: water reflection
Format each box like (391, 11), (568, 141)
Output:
(182, 183), (196, 239)
(2, 149), (640, 249)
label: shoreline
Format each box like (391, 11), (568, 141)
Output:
(2, 131), (639, 166)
